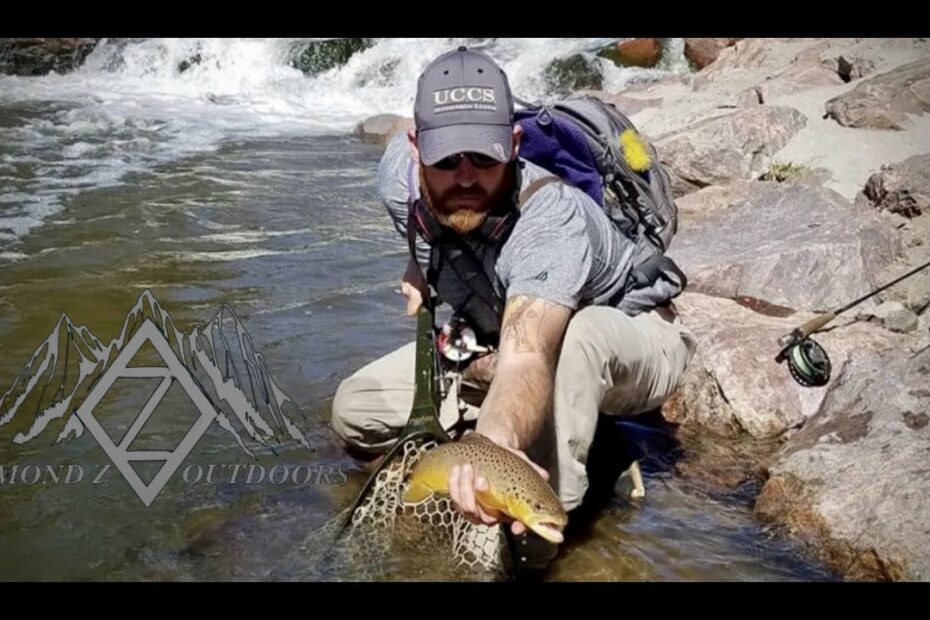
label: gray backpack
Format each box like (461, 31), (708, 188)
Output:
(515, 94), (686, 313)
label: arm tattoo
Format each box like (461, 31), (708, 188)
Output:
(501, 295), (535, 352)
(501, 295), (563, 356)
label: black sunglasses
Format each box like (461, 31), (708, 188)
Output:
(431, 152), (502, 171)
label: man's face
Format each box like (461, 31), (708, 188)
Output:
(409, 126), (522, 234)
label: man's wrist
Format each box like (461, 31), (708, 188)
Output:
(473, 421), (520, 451)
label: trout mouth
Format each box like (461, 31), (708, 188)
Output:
(528, 520), (566, 544)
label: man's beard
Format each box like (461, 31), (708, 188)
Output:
(419, 165), (515, 235)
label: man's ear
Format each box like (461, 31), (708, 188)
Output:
(407, 128), (420, 164)
(511, 124), (523, 161)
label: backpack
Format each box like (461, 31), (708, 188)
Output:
(514, 94), (686, 313)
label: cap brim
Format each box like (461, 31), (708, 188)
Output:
(418, 124), (513, 166)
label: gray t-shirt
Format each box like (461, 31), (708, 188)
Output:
(378, 130), (636, 312)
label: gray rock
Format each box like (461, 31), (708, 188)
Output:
(750, 43), (845, 102)
(905, 270), (930, 315)
(675, 181), (757, 216)
(655, 106), (807, 196)
(352, 115), (412, 147)
(699, 38), (786, 78)
(835, 55), (876, 82)
(863, 154), (930, 219)
(684, 38), (740, 70)
(755, 347), (930, 581)
(575, 90), (662, 117)
(289, 38), (374, 77)
(860, 301), (920, 333)
(669, 183), (902, 312)
(663, 292), (906, 439)
(543, 54), (603, 95)
(825, 58), (930, 130)
(0, 38), (99, 76)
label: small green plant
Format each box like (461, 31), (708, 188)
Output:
(761, 160), (810, 183)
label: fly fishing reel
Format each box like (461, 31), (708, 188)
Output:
(436, 317), (491, 364)
(775, 332), (832, 388)
(774, 258), (930, 388)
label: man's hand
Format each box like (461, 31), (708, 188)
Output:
(400, 257), (428, 316)
(461, 351), (498, 388)
(400, 281), (423, 316)
(447, 431), (550, 535)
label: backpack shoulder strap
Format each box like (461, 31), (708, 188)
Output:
(518, 175), (562, 208)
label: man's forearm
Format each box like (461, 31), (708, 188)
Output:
(471, 294), (571, 451)
(403, 256), (427, 290)
(474, 356), (553, 451)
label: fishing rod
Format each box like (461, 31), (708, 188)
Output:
(337, 305), (450, 535)
(776, 257), (930, 387)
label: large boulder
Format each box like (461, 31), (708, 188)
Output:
(599, 38), (663, 69)
(289, 38), (374, 77)
(825, 58), (930, 130)
(352, 114), (413, 147)
(0, 38), (99, 75)
(695, 38), (799, 85)
(829, 55), (877, 83)
(746, 43), (846, 103)
(663, 292), (906, 439)
(862, 153), (930, 219)
(674, 181), (758, 216)
(684, 38), (740, 70)
(755, 346), (930, 580)
(575, 90), (663, 117)
(669, 182), (902, 312)
(543, 54), (603, 95)
(655, 106), (808, 196)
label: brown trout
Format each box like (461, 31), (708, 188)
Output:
(402, 432), (568, 543)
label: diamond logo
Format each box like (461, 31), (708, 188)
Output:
(75, 320), (217, 506)
(0, 289), (313, 508)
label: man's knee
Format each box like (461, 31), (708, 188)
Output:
(332, 375), (408, 452)
(331, 375), (369, 449)
(331, 361), (417, 453)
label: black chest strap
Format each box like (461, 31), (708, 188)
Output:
(407, 174), (562, 345)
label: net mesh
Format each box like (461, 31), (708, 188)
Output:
(287, 439), (512, 581)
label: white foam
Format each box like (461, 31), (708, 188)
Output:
(0, 196), (64, 240)
(156, 248), (293, 262)
(154, 226), (318, 245)
(62, 142), (97, 158)
(3, 38), (683, 136)
(0, 38), (686, 243)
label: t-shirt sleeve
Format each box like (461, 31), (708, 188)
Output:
(498, 183), (593, 310)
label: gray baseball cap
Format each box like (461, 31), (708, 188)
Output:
(414, 46), (515, 167)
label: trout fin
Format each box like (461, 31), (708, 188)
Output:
(403, 479), (434, 504)
(475, 489), (510, 516)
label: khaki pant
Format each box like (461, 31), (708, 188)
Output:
(331, 305), (697, 512)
